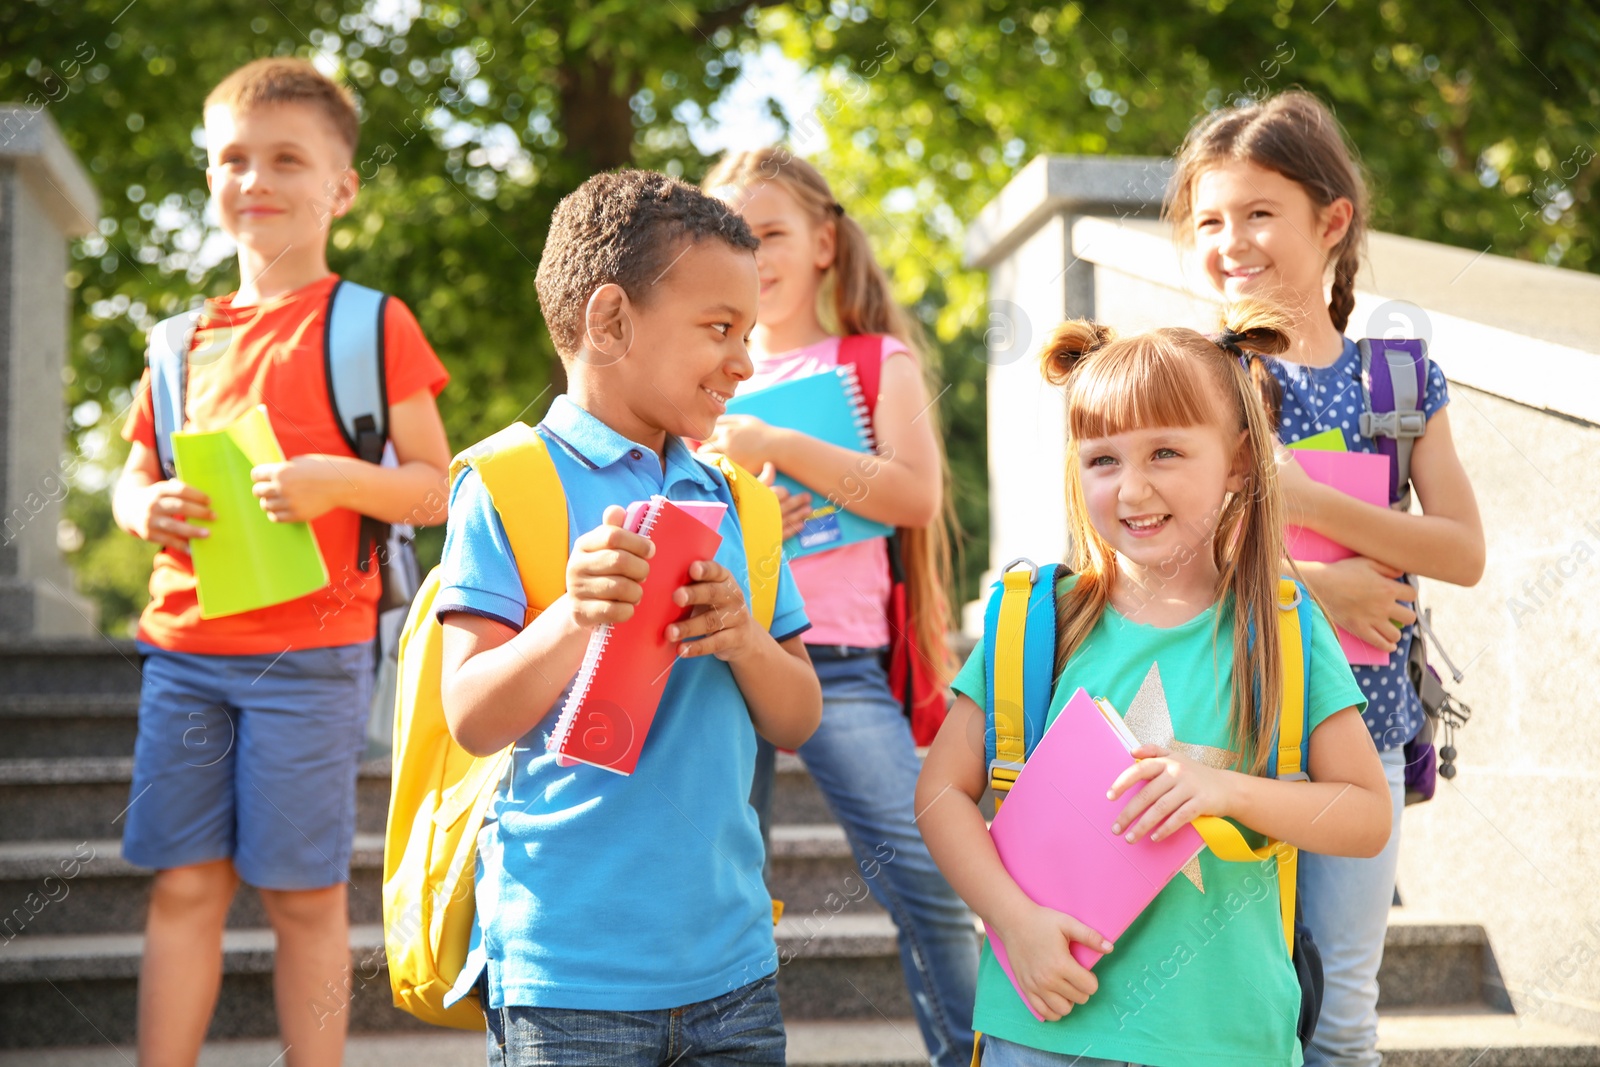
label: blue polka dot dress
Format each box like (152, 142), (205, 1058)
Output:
(1267, 337), (1450, 751)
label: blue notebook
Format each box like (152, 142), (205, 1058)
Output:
(725, 365), (893, 558)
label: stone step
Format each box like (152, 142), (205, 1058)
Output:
(0, 694), (140, 759)
(0, 640), (143, 697)
(6, 1012), (1598, 1067)
(0, 758), (393, 843)
(769, 824), (885, 917)
(0, 835), (387, 937)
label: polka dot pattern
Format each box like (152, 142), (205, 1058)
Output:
(1269, 338), (1450, 751)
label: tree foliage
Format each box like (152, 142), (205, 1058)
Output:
(3, 0), (1595, 630)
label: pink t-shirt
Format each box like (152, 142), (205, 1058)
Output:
(741, 334), (910, 648)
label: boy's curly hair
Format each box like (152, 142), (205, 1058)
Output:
(206, 57), (360, 157)
(535, 169), (758, 359)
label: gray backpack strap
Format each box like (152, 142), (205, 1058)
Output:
(1357, 338), (1429, 510)
(146, 311), (202, 480)
(324, 280), (391, 573)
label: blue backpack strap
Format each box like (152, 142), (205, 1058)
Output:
(145, 311), (201, 480)
(325, 279), (390, 453)
(324, 280), (391, 572)
(1357, 338), (1429, 509)
(983, 559), (1062, 804)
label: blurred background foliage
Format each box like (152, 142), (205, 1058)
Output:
(2, 0), (1595, 633)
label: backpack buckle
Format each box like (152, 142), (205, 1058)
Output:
(1276, 770), (1310, 783)
(1360, 410), (1427, 440)
(988, 758), (1025, 789)
(1278, 584), (1303, 612)
(1001, 557), (1040, 585)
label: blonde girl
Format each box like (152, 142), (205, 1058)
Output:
(700, 148), (976, 1067)
(917, 302), (1391, 1067)
(1166, 90), (1485, 1067)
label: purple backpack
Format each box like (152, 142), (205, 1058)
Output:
(1358, 339), (1472, 804)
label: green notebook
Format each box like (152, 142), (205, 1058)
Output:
(172, 405), (330, 619)
(1286, 427), (1347, 452)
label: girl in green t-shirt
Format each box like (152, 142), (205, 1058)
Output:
(917, 301), (1392, 1067)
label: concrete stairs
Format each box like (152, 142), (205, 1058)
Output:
(3, 639), (1597, 1064)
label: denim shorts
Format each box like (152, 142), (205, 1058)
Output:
(121, 641), (374, 889)
(485, 973), (785, 1067)
(980, 1035), (1141, 1067)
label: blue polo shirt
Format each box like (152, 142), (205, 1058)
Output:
(435, 395), (810, 1011)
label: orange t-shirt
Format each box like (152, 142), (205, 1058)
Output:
(122, 274), (449, 655)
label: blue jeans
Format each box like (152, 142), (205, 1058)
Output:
(751, 646), (978, 1067)
(1298, 745), (1407, 1067)
(484, 973), (785, 1066)
(980, 1035), (1139, 1066)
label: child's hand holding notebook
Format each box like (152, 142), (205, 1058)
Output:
(549, 497), (727, 775)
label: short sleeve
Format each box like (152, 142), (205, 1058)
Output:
(383, 297), (450, 405)
(768, 556), (811, 643)
(1422, 357), (1450, 422)
(121, 368), (157, 450)
(1305, 600), (1369, 737)
(435, 467), (527, 630)
(950, 638), (986, 706)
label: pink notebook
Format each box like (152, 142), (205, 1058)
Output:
(986, 687), (1205, 1020)
(547, 497), (726, 775)
(1284, 451), (1392, 665)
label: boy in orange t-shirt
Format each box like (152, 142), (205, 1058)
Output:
(112, 58), (450, 1065)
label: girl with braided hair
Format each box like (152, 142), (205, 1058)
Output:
(1166, 90), (1485, 1067)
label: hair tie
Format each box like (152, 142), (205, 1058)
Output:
(1212, 329), (1247, 360)
(831, 201), (845, 217)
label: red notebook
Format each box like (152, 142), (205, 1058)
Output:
(987, 687), (1205, 1019)
(547, 497), (726, 775)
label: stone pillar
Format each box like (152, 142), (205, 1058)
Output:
(0, 106), (100, 636)
(960, 155), (1171, 623)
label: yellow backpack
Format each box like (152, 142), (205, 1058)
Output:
(382, 423), (782, 1030)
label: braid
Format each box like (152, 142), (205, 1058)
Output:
(1329, 241), (1360, 334)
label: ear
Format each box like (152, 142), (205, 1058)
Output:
(1318, 196), (1354, 254)
(205, 166), (215, 195)
(1225, 428), (1252, 494)
(813, 217), (837, 272)
(581, 283), (634, 365)
(328, 165), (359, 220)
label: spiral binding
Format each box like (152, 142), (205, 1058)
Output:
(835, 362), (876, 451)
(548, 497), (668, 756)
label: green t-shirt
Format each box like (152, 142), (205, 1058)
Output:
(951, 577), (1366, 1067)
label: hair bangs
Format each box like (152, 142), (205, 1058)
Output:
(1067, 334), (1218, 440)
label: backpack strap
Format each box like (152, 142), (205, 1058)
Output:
(697, 452), (782, 630)
(835, 333), (886, 422)
(1192, 577), (1312, 954)
(325, 280), (392, 574)
(453, 424), (568, 621)
(146, 310), (202, 480)
(1357, 338), (1429, 509)
(982, 558), (1062, 808)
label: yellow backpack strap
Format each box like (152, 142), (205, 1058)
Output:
(697, 452), (781, 630)
(988, 567), (1035, 805)
(1190, 579), (1309, 953)
(453, 423), (568, 619)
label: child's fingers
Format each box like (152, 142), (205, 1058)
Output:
(1120, 785), (1192, 842)
(165, 481), (212, 507)
(600, 504), (628, 528)
(1151, 798), (1205, 842)
(574, 521), (655, 563)
(1112, 774), (1175, 837)
(1057, 915), (1114, 962)
(570, 573), (645, 607)
(1107, 756), (1163, 800)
